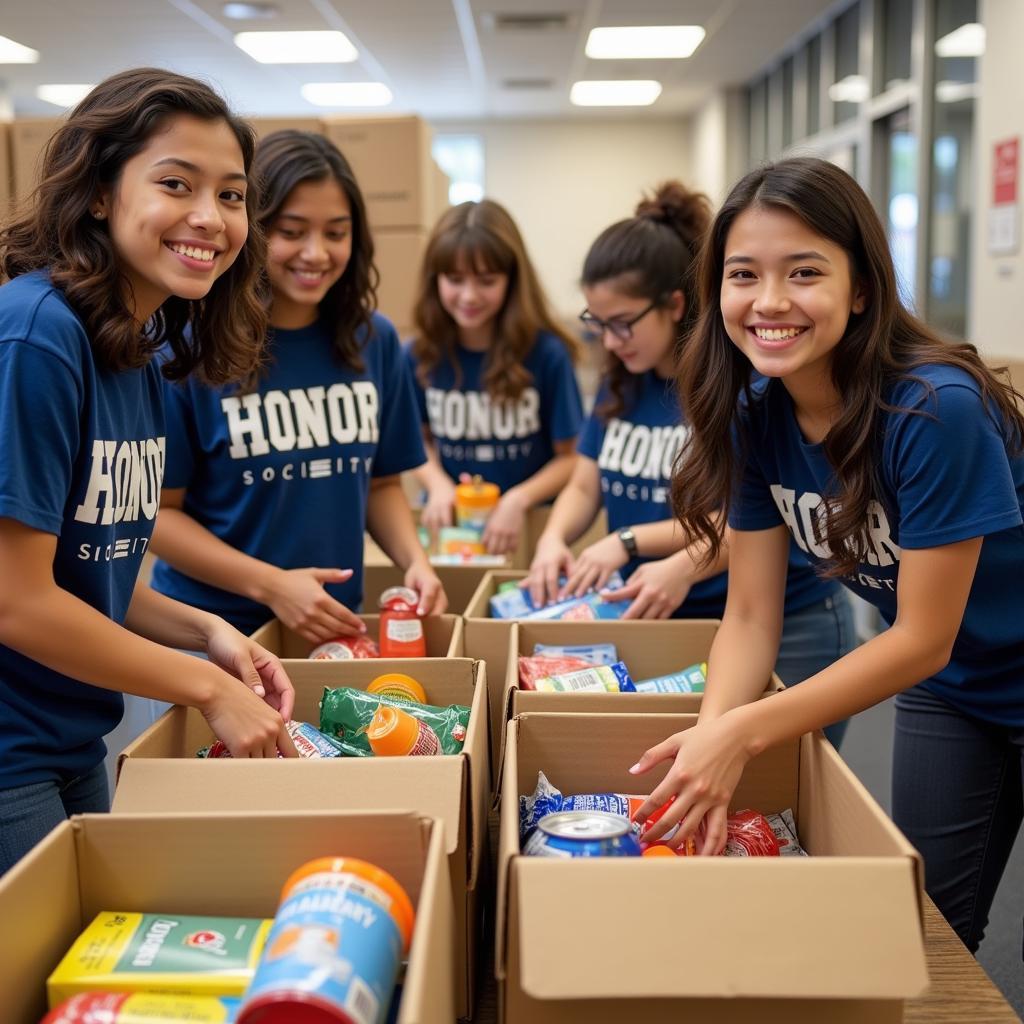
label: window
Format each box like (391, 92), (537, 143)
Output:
(882, 108), (918, 308)
(806, 35), (821, 136)
(882, 0), (913, 91)
(832, 3), (864, 124)
(431, 134), (485, 205)
(782, 57), (795, 149)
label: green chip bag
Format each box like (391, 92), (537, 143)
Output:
(319, 687), (471, 756)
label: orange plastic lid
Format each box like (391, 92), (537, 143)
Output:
(366, 704), (419, 756)
(454, 479), (500, 509)
(280, 856), (415, 952)
(641, 844), (679, 858)
(366, 673), (427, 704)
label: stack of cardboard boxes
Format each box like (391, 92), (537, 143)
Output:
(0, 114), (450, 337)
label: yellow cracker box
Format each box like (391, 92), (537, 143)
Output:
(47, 911), (271, 1007)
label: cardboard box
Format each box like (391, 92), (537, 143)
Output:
(431, 159), (450, 221)
(0, 123), (11, 211)
(250, 610), (463, 659)
(375, 227), (429, 336)
(365, 562), (504, 618)
(0, 810), (453, 1024)
(115, 657), (488, 1019)
(10, 117), (61, 204)
(248, 117), (323, 140)
(497, 712), (928, 1023)
(322, 116), (434, 230)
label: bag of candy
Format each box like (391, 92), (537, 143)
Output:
(319, 686), (470, 757)
(517, 655), (593, 690)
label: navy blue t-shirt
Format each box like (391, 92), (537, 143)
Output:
(0, 272), (165, 787)
(579, 371), (835, 619)
(405, 330), (583, 492)
(151, 314), (425, 634)
(730, 368), (1024, 726)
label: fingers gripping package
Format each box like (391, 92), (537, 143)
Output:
(46, 912), (272, 1006)
(197, 721), (343, 759)
(489, 572), (628, 620)
(318, 687), (470, 757)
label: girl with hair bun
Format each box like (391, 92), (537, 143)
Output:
(0, 68), (299, 875)
(407, 199), (584, 555)
(527, 182), (855, 740)
(149, 130), (445, 642)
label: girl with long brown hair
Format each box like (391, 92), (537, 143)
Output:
(631, 158), (1024, 957)
(527, 183), (854, 739)
(149, 130), (445, 641)
(0, 69), (299, 875)
(407, 199), (584, 555)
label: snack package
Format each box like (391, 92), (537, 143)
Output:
(634, 662), (707, 694)
(42, 993), (241, 1024)
(308, 636), (380, 660)
(196, 721), (342, 760)
(319, 686), (470, 757)
(766, 808), (807, 856)
(642, 808), (801, 857)
(532, 661), (636, 693)
(517, 655), (594, 690)
(489, 572), (626, 619)
(532, 642), (619, 665)
(47, 913), (271, 1006)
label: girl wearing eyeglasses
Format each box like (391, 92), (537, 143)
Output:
(527, 182), (856, 744)
(406, 200), (584, 555)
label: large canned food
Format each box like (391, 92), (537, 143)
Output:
(523, 810), (642, 858)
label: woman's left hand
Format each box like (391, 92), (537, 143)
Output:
(404, 561), (448, 616)
(629, 714), (751, 855)
(482, 490), (529, 556)
(204, 618), (295, 722)
(562, 533), (629, 598)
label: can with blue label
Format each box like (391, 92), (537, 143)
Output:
(523, 810), (643, 857)
(236, 857), (414, 1024)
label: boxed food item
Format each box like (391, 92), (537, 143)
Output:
(497, 711), (927, 1023)
(115, 658), (487, 1020)
(0, 810), (453, 1024)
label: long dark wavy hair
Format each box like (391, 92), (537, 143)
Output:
(254, 130), (377, 378)
(582, 181), (711, 419)
(671, 157), (1024, 578)
(0, 67), (266, 384)
(411, 199), (580, 400)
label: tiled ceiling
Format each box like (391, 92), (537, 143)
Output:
(0, 0), (835, 119)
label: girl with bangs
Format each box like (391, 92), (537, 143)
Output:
(0, 69), (298, 875)
(629, 157), (1024, 958)
(149, 131), (445, 643)
(407, 200), (584, 555)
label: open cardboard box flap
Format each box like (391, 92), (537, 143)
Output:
(515, 857), (926, 1000)
(497, 712), (927, 1005)
(0, 810), (454, 1024)
(115, 658), (488, 880)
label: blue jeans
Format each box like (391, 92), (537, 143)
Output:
(892, 685), (1024, 955)
(0, 762), (109, 876)
(774, 591), (857, 748)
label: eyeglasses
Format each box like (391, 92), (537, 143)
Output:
(578, 300), (657, 341)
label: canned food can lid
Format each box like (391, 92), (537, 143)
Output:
(379, 586), (419, 609)
(538, 810), (630, 839)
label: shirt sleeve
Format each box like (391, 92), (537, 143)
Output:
(576, 409), (605, 461)
(0, 340), (80, 535)
(540, 337), (584, 443)
(403, 342), (429, 425)
(886, 382), (1022, 548)
(727, 414), (784, 531)
(374, 323), (428, 477)
(160, 375), (199, 489)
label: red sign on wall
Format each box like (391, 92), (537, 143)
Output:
(993, 138), (1019, 205)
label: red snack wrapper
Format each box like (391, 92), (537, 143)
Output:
(517, 655), (594, 691)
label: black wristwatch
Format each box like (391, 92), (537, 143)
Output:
(617, 527), (638, 558)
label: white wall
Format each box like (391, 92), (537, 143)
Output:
(434, 118), (692, 319)
(970, 0), (1024, 360)
(686, 88), (748, 206)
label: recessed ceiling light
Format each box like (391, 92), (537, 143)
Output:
(585, 25), (705, 60)
(301, 82), (393, 107)
(570, 80), (662, 106)
(222, 2), (279, 18)
(935, 22), (985, 58)
(36, 84), (96, 108)
(234, 30), (357, 64)
(0, 35), (40, 63)
(828, 74), (870, 104)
